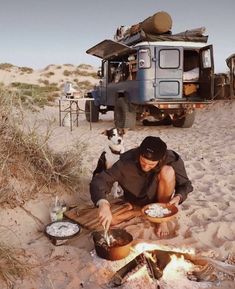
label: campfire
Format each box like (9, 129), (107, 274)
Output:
(101, 242), (235, 288)
(107, 244), (197, 288)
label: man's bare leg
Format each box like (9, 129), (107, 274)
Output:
(155, 165), (175, 238)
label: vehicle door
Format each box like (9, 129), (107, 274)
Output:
(97, 60), (108, 105)
(154, 46), (183, 99)
(86, 39), (136, 106)
(155, 46), (183, 99)
(199, 45), (214, 99)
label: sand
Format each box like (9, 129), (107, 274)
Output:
(0, 97), (235, 288)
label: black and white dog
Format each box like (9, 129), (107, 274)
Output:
(93, 128), (125, 198)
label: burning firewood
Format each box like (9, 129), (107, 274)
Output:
(187, 263), (218, 282)
(107, 247), (235, 287)
(108, 250), (176, 287)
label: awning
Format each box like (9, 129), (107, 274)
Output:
(86, 39), (136, 60)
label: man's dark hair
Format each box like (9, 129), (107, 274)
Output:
(139, 136), (167, 161)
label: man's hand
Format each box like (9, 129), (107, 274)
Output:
(98, 202), (112, 231)
(169, 195), (181, 206)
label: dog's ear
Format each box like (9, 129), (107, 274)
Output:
(101, 130), (108, 136)
(118, 128), (126, 135)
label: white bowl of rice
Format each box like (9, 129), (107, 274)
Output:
(142, 203), (178, 223)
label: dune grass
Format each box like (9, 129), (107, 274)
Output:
(10, 82), (59, 108)
(0, 242), (31, 287)
(0, 84), (86, 207)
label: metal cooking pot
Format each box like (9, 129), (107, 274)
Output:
(92, 228), (133, 261)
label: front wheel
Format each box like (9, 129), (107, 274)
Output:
(172, 110), (195, 128)
(114, 97), (136, 129)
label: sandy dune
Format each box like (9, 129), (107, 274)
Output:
(0, 98), (235, 289)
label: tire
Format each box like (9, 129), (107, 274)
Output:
(85, 100), (99, 122)
(172, 110), (195, 128)
(114, 97), (136, 129)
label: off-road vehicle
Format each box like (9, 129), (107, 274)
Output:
(85, 12), (214, 128)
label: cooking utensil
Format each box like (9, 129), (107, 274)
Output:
(45, 220), (80, 240)
(142, 203), (178, 223)
(103, 224), (111, 247)
(92, 228), (133, 260)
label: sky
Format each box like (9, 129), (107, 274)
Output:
(0, 0), (234, 73)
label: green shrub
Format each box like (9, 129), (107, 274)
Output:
(78, 64), (93, 69)
(77, 80), (93, 90)
(63, 70), (73, 77)
(75, 69), (97, 78)
(10, 82), (59, 107)
(44, 71), (55, 78)
(0, 63), (14, 71)
(19, 66), (33, 74)
(38, 79), (50, 86)
(0, 90), (87, 206)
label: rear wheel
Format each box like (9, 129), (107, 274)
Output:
(114, 97), (136, 129)
(85, 100), (99, 122)
(172, 110), (195, 128)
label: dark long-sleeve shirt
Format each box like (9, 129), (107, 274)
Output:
(90, 148), (193, 206)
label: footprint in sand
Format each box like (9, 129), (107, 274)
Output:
(193, 172), (205, 180)
(216, 222), (235, 241)
(192, 161), (206, 171)
(190, 207), (220, 225)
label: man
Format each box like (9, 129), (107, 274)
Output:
(90, 136), (193, 238)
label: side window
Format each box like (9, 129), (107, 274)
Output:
(159, 49), (180, 69)
(108, 61), (120, 83)
(108, 60), (129, 83)
(202, 49), (212, 68)
(128, 54), (137, 80)
(138, 48), (151, 69)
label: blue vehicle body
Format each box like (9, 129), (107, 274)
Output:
(86, 38), (214, 128)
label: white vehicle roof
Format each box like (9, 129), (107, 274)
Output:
(134, 41), (207, 49)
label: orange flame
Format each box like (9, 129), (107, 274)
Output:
(133, 242), (195, 255)
(163, 255), (194, 280)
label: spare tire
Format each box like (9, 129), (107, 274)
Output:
(85, 100), (99, 122)
(172, 110), (195, 128)
(114, 97), (136, 129)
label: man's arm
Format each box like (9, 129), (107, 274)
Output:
(170, 152), (193, 203)
(90, 161), (123, 231)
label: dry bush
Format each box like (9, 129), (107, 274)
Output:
(63, 69), (73, 77)
(0, 88), (86, 207)
(0, 63), (14, 71)
(77, 80), (94, 90)
(19, 66), (34, 74)
(0, 242), (31, 287)
(43, 71), (55, 78)
(38, 79), (49, 86)
(10, 82), (59, 108)
(75, 69), (98, 78)
(77, 64), (93, 69)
